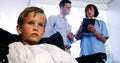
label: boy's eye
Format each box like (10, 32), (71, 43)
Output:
(29, 21), (34, 24)
(38, 23), (44, 27)
(27, 21), (44, 27)
(28, 21), (34, 25)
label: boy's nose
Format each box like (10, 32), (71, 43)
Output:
(33, 25), (38, 31)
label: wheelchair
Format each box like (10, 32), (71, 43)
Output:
(76, 52), (107, 63)
(0, 29), (106, 63)
(0, 45), (8, 63)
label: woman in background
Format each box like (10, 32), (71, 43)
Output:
(75, 4), (109, 56)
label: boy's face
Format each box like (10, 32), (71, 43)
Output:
(17, 12), (46, 45)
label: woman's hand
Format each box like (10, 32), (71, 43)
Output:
(88, 24), (96, 33)
(88, 24), (107, 42)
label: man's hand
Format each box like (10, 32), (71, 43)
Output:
(68, 32), (74, 40)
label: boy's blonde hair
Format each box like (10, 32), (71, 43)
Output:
(17, 6), (47, 28)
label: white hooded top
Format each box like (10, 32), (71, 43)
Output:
(7, 42), (77, 63)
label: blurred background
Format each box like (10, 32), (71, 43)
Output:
(0, 0), (120, 63)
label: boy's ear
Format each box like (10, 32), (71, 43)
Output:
(16, 25), (22, 34)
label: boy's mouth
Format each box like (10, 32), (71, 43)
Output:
(32, 33), (39, 36)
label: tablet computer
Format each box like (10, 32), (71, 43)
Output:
(81, 18), (96, 33)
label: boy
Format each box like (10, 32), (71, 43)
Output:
(7, 6), (77, 63)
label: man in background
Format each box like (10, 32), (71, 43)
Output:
(44, 0), (74, 54)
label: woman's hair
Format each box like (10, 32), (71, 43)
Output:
(17, 6), (47, 28)
(85, 4), (99, 17)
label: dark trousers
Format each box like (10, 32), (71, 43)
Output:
(76, 52), (107, 63)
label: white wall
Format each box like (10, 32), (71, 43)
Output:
(0, 0), (29, 34)
(107, 0), (120, 63)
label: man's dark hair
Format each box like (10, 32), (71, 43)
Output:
(59, 0), (71, 7)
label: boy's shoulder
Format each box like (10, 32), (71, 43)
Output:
(39, 43), (66, 53)
(39, 43), (60, 50)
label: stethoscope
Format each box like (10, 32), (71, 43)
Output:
(95, 17), (102, 30)
(96, 19), (101, 30)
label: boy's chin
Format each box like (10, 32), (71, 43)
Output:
(29, 39), (40, 45)
(29, 41), (39, 45)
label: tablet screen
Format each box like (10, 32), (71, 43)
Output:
(81, 18), (96, 33)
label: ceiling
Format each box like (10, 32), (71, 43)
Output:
(69, 0), (113, 10)
(72, 0), (112, 4)
(30, 0), (113, 10)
